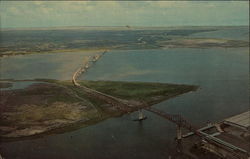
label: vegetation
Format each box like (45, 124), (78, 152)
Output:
(0, 79), (198, 139)
(77, 80), (198, 103)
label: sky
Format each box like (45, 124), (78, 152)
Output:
(0, 1), (249, 28)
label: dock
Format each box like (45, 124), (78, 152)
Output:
(182, 111), (250, 159)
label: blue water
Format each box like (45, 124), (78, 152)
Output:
(82, 48), (249, 123)
(0, 47), (249, 159)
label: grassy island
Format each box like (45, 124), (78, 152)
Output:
(0, 79), (198, 139)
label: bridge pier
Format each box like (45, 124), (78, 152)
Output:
(177, 125), (182, 140)
(176, 125), (183, 152)
(139, 109), (145, 120)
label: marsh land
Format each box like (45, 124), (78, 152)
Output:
(0, 79), (197, 138)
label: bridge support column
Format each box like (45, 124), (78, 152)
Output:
(139, 109), (144, 120)
(177, 125), (182, 140)
(176, 125), (182, 152)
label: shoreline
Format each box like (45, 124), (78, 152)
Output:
(0, 48), (107, 58)
(1, 38), (249, 58)
(0, 89), (196, 142)
(0, 79), (198, 141)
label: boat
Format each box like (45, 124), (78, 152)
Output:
(133, 109), (147, 121)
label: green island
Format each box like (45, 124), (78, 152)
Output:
(0, 79), (198, 139)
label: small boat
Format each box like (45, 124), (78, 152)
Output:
(133, 116), (147, 121)
(133, 109), (147, 121)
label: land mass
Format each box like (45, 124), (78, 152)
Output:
(1, 26), (248, 57)
(0, 79), (198, 139)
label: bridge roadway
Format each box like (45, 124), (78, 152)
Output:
(144, 107), (198, 134)
(72, 51), (135, 112)
(72, 52), (249, 158)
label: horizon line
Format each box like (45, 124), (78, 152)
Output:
(1, 25), (249, 31)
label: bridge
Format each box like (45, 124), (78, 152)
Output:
(72, 50), (134, 112)
(72, 51), (249, 158)
(145, 107), (198, 133)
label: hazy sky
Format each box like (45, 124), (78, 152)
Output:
(0, 1), (249, 28)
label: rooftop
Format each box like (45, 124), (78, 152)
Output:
(224, 111), (250, 130)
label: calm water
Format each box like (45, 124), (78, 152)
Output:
(0, 81), (46, 90)
(0, 51), (94, 80)
(190, 27), (249, 41)
(0, 47), (249, 159)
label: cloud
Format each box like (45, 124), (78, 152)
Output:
(0, 1), (248, 28)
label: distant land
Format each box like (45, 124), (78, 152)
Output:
(1, 26), (249, 57)
(1, 25), (248, 31)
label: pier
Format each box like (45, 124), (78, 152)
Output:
(181, 111), (250, 159)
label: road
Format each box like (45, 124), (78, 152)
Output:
(72, 51), (135, 112)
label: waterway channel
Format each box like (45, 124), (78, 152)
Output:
(0, 47), (249, 159)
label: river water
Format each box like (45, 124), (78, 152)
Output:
(0, 47), (249, 159)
